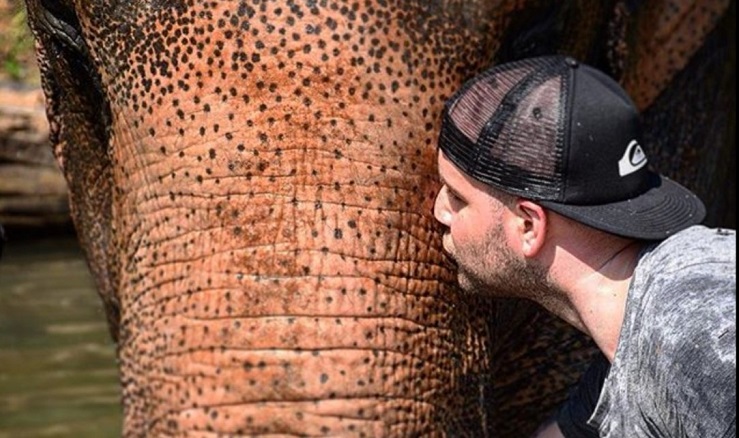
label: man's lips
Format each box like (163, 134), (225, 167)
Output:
(442, 234), (456, 261)
(441, 233), (450, 252)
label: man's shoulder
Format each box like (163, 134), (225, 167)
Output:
(616, 228), (736, 437)
(643, 225), (736, 274)
(596, 227), (736, 438)
(628, 225), (736, 367)
(635, 226), (735, 301)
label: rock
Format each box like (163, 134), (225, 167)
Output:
(0, 82), (70, 227)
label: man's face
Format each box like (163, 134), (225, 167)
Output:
(434, 151), (521, 296)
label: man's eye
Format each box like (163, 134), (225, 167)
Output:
(448, 189), (463, 204)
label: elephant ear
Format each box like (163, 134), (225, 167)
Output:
(25, 0), (121, 340)
(618, 0), (732, 110)
(624, 0), (736, 228)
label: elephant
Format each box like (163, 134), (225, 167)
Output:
(23, 0), (735, 436)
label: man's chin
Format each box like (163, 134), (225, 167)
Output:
(456, 271), (487, 296)
(441, 248), (458, 269)
(457, 269), (520, 298)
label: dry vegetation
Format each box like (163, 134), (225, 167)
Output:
(0, 0), (39, 84)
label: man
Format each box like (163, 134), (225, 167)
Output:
(434, 55), (736, 437)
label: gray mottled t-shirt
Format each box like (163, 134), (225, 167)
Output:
(558, 225), (736, 437)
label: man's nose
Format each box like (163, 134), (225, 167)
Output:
(433, 189), (450, 226)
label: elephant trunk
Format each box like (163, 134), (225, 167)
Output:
(111, 96), (494, 435)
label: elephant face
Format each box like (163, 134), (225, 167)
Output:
(24, 0), (734, 436)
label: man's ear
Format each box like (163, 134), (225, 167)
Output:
(514, 200), (547, 258)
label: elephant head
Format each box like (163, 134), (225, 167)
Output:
(23, 0), (734, 436)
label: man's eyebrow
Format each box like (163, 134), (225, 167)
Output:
(438, 174), (464, 198)
(438, 173), (452, 190)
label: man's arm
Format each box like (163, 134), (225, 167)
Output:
(532, 418), (565, 438)
(533, 355), (610, 438)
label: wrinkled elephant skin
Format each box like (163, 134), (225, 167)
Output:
(24, 0), (734, 436)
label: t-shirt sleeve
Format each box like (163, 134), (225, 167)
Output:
(556, 355), (610, 437)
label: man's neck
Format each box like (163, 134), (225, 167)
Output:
(545, 239), (645, 362)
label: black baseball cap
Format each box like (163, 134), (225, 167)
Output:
(438, 55), (705, 240)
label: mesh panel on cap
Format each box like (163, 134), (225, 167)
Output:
(441, 57), (569, 201)
(450, 65), (532, 141)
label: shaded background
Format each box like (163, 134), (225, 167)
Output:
(0, 0), (121, 436)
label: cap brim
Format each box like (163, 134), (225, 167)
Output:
(540, 173), (706, 240)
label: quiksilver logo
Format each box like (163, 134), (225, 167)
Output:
(618, 140), (647, 177)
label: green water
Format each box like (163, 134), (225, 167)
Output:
(0, 236), (121, 437)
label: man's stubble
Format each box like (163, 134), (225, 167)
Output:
(454, 222), (558, 302)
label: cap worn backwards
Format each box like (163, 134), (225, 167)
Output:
(438, 55), (706, 240)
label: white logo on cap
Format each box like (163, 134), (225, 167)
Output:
(618, 140), (647, 177)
